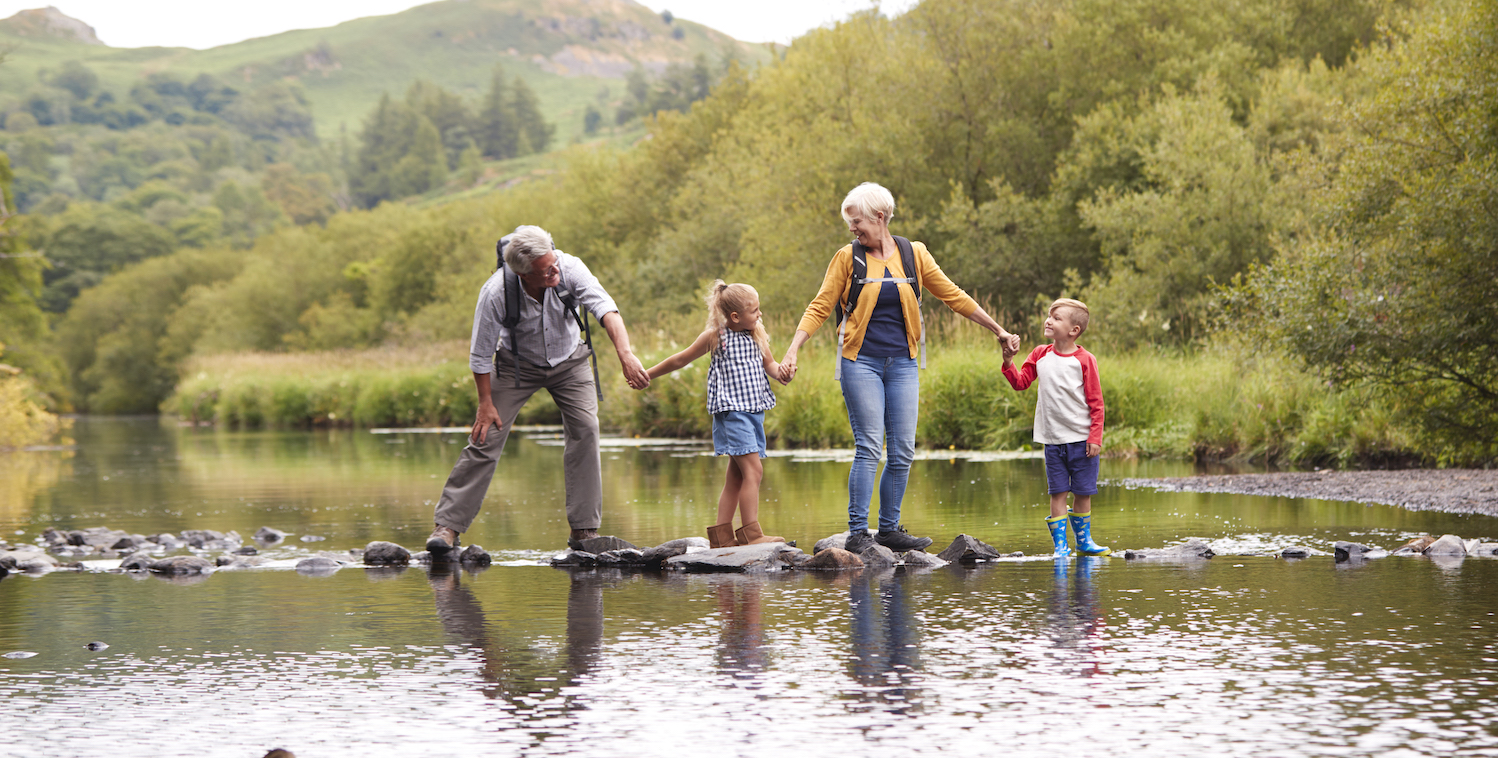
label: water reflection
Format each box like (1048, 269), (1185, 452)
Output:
(428, 565), (604, 707)
(1046, 557), (1106, 678)
(847, 570), (923, 715)
(712, 576), (769, 680)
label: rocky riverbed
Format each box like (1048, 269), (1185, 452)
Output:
(1113, 468), (1498, 517)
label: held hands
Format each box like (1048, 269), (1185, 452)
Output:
(620, 351), (651, 390)
(999, 332), (1021, 362)
(778, 350), (798, 384)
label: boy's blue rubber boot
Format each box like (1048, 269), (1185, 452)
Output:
(1046, 515), (1073, 557)
(1068, 512), (1112, 556)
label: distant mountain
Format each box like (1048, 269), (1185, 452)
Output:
(0, 0), (772, 141)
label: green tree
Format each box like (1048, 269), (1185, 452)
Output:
(1242, 0), (1498, 463)
(510, 77), (553, 155)
(477, 67), (520, 160)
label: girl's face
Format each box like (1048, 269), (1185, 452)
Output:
(728, 297), (761, 331)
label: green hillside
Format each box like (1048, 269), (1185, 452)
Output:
(0, 0), (772, 141)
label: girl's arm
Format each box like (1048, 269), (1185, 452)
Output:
(761, 342), (787, 385)
(646, 329), (716, 381)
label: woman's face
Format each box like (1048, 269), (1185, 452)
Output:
(845, 207), (885, 246)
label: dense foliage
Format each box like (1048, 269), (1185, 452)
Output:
(9, 0), (1493, 466)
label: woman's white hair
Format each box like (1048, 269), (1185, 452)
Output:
(840, 182), (895, 224)
(503, 225), (554, 274)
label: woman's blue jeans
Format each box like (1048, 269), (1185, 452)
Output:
(840, 355), (919, 534)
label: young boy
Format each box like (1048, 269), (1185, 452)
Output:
(1000, 298), (1110, 557)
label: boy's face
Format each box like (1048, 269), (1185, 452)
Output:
(1043, 307), (1082, 341)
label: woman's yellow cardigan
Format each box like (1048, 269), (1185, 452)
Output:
(795, 240), (978, 361)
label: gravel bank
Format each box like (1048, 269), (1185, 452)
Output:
(1113, 469), (1498, 517)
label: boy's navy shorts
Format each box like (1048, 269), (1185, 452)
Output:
(1044, 441), (1099, 496)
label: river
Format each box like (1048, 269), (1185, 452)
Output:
(1, 417), (1494, 757)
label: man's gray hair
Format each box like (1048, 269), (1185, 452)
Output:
(503, 225), (555, 274)
(840, 182), (895, 224)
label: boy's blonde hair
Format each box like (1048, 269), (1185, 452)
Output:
(1049, 298), (1090, 335)
(706, 280), (770, 352)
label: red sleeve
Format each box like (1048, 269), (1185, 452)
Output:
(1001, 345), (1047, 391)
(1078, 349), (1105, 445)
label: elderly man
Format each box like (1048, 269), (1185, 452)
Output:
(427, 224), (650, 554)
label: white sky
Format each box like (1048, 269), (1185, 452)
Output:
(0, 0), (918, 49)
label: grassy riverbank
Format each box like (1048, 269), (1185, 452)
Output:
(165, 319), (1419, 467)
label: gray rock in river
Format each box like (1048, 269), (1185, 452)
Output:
(215, 555), (265, 568)
(149, 533), (186, 549)
(254, 527), (287, 543)
(150, 555), (215, 575)
(799, 547), (864, 570)
(1471, 543), (1498, 557)
(84, 641), (108, 651)
(901, 549), (948, 568)
(295, 556), (343, 575)
(550, 550), (597, 567)
(936, 534), (1003, 563)
(1126, 538), (1215, 560)
(596, 548), (646, 566)
(1279, 546), (1313, 559)
(858, 543), (900, 569)
(3, 548), (59, 573)
(666, 542), (803, 572)
(1423, 534), (1467, 556)
(815, 530), (872, 554)
(363, 541), (411, 566)
(640, 537), (709, 563)
(576, 535), (638, 554)
(1332, 541), (1384, 561)
(459, 545), (492, 566)
(1396, 535), (1437, 553)
(119, 552), (156, 571)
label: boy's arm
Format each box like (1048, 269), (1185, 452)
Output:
(646, 329), (715, 381)
(1081, 350), (1105, 453)
(1001, 346), (1043, 391)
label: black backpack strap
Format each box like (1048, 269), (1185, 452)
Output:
(495, 251), (603, 402)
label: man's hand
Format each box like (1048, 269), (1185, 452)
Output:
(1086, 443), (1101, 458)
(471, 401), (502, 444)
(620, 351), (650, 390)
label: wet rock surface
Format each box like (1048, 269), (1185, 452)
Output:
(666, 542), (805, 572)
(363, 541), (412, 566)
(801, 547), (863, 570)
(1124, 538), (1215, 561)
(937, 534), (1004, 563)
(1116, 469), (1498, 516)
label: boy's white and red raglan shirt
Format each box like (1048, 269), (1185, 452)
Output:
(1001, 344), (1105, 446)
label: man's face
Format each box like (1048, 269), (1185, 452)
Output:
(521, 251), (561, 289)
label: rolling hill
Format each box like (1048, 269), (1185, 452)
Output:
(0, 0), (773, 142)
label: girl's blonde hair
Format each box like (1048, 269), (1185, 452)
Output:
(705, 280), (770, 352)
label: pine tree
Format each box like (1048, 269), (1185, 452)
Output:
(478, 67), (519, 160)
(511, 77), (553, 155)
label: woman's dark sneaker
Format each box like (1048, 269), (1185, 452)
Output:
(875, 526), (933, 552)
(844, 530), (876, 555)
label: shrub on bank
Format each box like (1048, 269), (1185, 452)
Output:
(166, 343), (1421, 467)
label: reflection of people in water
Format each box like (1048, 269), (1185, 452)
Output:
(847, 571), (922, 714)
(427, 565), (604, 704)
(1046, 557), (1107, 677)
(712, 576), (769, 679)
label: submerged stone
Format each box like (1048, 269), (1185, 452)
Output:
(1397, 535), (1437, 553)
(295, 556), (342, 575)
(1125, 538), (1215, 561)
(150, 555), (215, 575)
(1332, 541), (1381, 561)
(936, 534), (1003, 563)
(84, 641), (108, 651)
(1473, 543), (1498, 557)
(254, 527), (287, 543)
(1279, 546), (1313, 559)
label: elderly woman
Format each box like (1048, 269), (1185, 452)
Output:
(780, 183), (1021, 554)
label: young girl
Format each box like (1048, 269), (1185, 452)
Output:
(647, 281), (787, 548)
